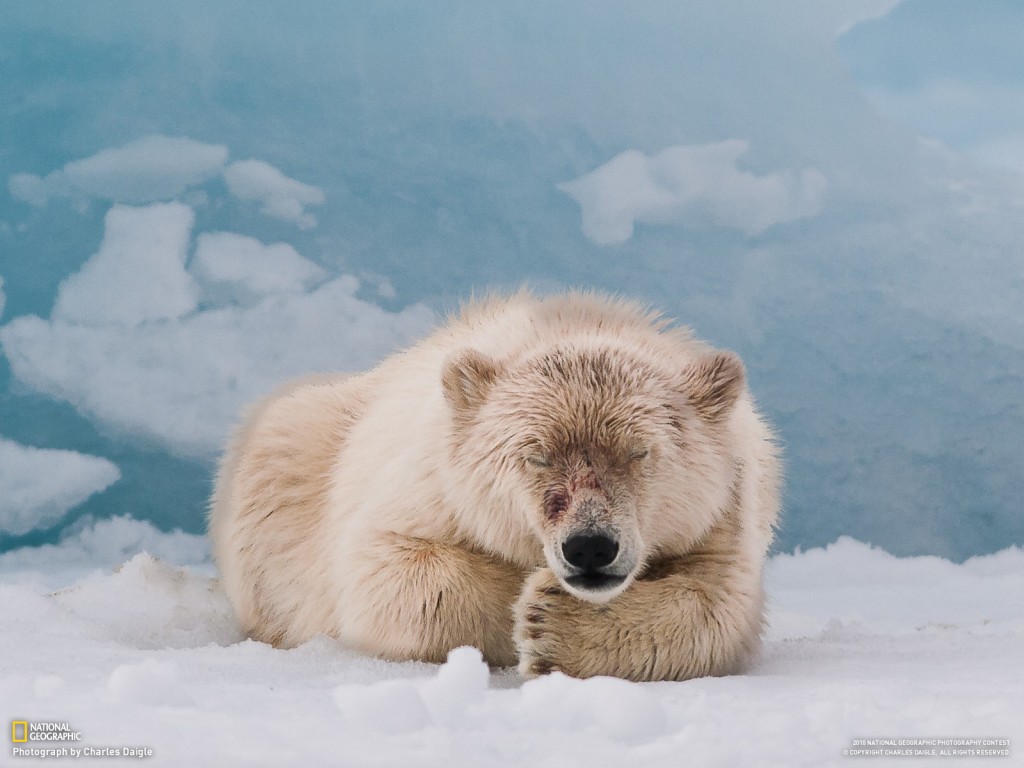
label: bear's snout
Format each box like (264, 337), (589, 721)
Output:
(556, 529), (637, 599)
(562, 533), (619, 572)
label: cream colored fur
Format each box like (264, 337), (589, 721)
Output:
(210, 291), (781, 680)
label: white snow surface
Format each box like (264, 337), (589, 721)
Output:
(2, 521), (1020, 767)
(0, 438), (120, 536)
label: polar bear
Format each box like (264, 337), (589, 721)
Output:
(210, 291), (780, 681)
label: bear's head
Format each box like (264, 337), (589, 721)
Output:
(442, 340), (746, 603)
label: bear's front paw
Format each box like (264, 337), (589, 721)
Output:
(514, 568), (603, 678)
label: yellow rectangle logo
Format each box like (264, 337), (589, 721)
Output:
(12, 721), (28, 743)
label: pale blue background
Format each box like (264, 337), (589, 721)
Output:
(2, 1), (1022, 559)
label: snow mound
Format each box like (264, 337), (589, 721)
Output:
(765, 536), (1024, 636)
(55, 552), (240, 649)
(0, 437), (120, 536)
(421, 645), (490, 726)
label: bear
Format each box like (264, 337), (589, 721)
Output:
(210, 290), (781, 681)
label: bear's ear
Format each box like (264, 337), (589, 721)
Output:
(442, 350), (502, 413)
(680, 351), (746, 422)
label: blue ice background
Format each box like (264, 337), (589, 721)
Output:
(1, 1), (1022, 559)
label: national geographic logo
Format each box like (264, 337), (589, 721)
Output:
(10, 719), (154, 760)
(10, 721), (82, 742)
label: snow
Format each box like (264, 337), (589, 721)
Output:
(190, 232), (327, 306)
(1, 276), (433, 458)
(107, 659), (194, 708)
(1, 525), (1020, 767)
(334, 651), (668, 742)
(8, 136), (228, 206)
(1, 10), (1020, 761)
(0, 203), (434, 458)
(0, 516), (208, 590)
(52, 203), (198, 327)
(223, 159), (325, 230)
(0, 438), (120, 536)
(558, 141), (827, 244)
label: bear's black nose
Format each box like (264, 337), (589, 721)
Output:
(562, 534), (619, 573)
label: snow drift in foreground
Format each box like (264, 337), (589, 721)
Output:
(1, 518), (1020, 767)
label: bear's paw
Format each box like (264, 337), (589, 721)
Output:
(513, 567), (616, 679)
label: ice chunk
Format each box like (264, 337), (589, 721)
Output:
(9, 136), (228, 206)
(2, 197), (433, 458)
(0, 437), (120, 536)
(559, 141), (827, 244)
(419, 646), (489, 726)
(190, 232), (327, 306)
(333, 646), (488, 732)
(1, 276), (434, 457)
(52, 203), (198, 327)
(223, 160), (324, 229)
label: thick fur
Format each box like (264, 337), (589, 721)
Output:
(210, 291), (781, 680)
